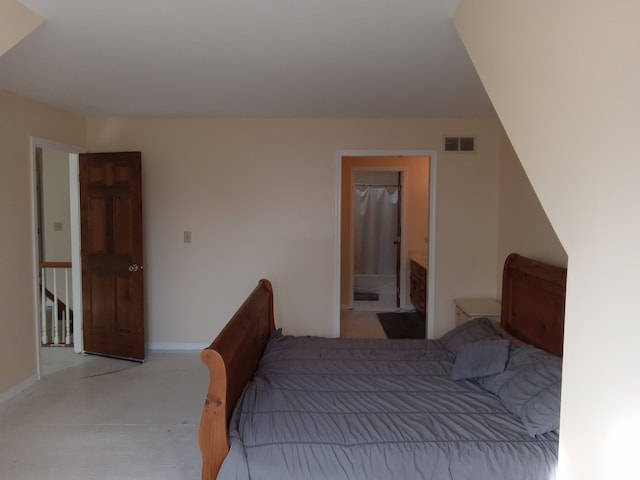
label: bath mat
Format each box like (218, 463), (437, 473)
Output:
(354, 291), (379, 301)
(376, 311), (425, 339)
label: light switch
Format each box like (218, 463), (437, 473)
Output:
(183, 231), (192, 243)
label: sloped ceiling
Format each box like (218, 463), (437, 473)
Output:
(0, 0), (43, 56)
(454, 2), (640, 479)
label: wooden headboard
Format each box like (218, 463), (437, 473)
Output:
(501, 253), (567, 357)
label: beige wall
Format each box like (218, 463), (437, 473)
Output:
(86, 117), (502, 343)
(0, 89), (85, 395)
(455, 2), (640, 478)
(0, 88), (564, 408)
(41, 148), (74, 309)
(41, 148), (72, 262)
(0, 86), (563, 405)
(339, 155), (429, 307)
(435, 124), (502, 336)
(496, 127), (567, 288)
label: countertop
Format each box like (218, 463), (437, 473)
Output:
(409, 253), (428, 269)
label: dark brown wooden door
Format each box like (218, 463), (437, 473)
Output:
(80, 152), (144, 361)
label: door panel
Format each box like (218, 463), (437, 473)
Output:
(80, 152), (144, 361)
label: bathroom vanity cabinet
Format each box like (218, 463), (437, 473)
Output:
(410, 258), (427, 317)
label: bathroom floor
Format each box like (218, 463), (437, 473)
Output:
(340, 309), (387, 338)
(352, 292), (397, 311)
(340, 292), (401, 339)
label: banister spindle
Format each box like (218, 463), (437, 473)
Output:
(41, 268), (48, 345)
(39, 262), (73, 347)
(52, 270), (59, 345)
(65, 269), (71, 344)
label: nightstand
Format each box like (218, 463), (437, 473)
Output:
(454, 298), (501, 327)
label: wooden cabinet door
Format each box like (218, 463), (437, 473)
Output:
(80, 152), (144, 361)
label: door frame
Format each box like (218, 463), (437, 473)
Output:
(335, 149), (438, 339)
(30, 137), (85, 378)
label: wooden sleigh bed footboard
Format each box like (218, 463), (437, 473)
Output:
(199, 279), (275, 480)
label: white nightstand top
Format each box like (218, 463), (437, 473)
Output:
(454, 298), (501, 316)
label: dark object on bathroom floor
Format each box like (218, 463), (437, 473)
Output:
(354, 291), (379, 301)
(376, 311), (425, 339)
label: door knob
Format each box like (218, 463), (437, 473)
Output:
(128, 264), (139, 272)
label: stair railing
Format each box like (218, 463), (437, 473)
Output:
(39, 262), (73, 346)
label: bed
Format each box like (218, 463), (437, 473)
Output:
(199, 253), (567, 480)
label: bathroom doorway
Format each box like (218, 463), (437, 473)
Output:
(338, 153), (432, 339)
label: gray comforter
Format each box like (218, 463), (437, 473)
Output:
(219, 333), (558, 480)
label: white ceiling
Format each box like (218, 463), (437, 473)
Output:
(0, 0), (495, 117)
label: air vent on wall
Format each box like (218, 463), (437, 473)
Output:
(443, 136), (475, 152)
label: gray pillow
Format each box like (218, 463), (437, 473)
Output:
(450, 339), (510, 380)
(439, 317), (502, 358)
(477, 345), (562, 437)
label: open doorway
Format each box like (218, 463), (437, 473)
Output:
(338, 153), (433, 339)
(32, 141), (146, 373)
(31, 138), (84, 378)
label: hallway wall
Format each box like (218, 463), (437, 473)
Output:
(0, 89), (85, 396)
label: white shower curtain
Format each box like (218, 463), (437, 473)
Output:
(354, 186), (398, 275)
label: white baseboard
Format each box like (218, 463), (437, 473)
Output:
(0, 375), (38, 406)
(146, 342), (209, 351)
